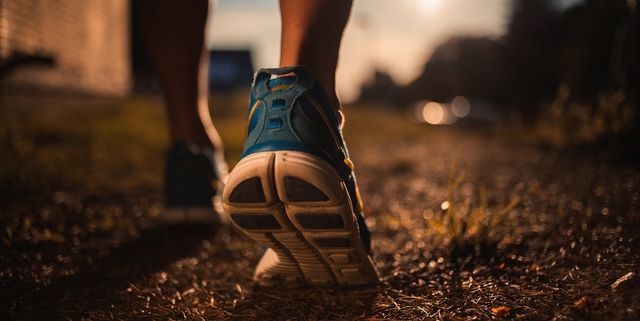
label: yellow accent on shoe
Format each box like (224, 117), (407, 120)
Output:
(355, 185), (364, 212)
(244, 100), (261, 138)
(270, 84), (290, 92)
(343, 158), (355, 171)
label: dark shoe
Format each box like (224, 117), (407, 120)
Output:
(161, 141), (228, 224)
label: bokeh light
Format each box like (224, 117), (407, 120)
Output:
(422, 102), (446, 125)
(451, 96), (471, 118)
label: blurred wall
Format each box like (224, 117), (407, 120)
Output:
(0, 0), (130, 95)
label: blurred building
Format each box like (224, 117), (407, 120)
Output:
(208, 49), (254, 90)
(0, 0), (130, 95)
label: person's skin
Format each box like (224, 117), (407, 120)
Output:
(279, 0), (353, 112)
(137, 0), (352, 148)
(137, 0), (223, 150)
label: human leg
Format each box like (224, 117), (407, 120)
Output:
(137, 0), (222, 150)
(279, 0), (353, 112)
(137, 0), (227, 222)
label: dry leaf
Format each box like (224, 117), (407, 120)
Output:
(491, 306), (511, 318)
(573, 297), (588, 309)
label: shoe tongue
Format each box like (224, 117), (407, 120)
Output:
(268, 75), (297, 91)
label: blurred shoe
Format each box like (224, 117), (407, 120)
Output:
(161, 141), (228, 224)
(223, 66), (378, 287)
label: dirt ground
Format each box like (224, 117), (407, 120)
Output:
(1, 94), (639, 320)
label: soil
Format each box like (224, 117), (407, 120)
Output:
(1, 95), (639, 320)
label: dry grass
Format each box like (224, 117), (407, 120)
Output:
(427, 163), (520, 251)
(1, 94), (639, 320)
(522, 87), (636, 147)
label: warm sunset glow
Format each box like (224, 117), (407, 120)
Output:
(209, 0), (509, 102)
(421, 0), (443, 12)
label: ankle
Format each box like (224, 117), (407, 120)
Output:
(278, 62), (340, 108)
(170, 133), (213, 149)
(304, 68), (342, 111)
(169, 117), (220, 151)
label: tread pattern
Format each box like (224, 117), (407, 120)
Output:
(223, 151), (379, 287)
(283, 176), (329, 202)
(229, 177), (266, 203)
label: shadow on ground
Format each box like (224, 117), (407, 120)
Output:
(7, 224), (220, 319)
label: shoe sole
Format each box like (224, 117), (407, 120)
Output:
(222, 151), (379, 287)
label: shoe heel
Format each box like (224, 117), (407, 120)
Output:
(273, 151), (379, 285)
(223, 151), (379, 286)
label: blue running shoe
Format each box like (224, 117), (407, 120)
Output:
(222, 66), (378, 287)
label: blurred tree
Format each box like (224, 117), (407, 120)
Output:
(557, 0), (629, 103)
(390, 0), (638, 134)
(502, 0), (562, 120)
(402, 37), (506, 103)
(607, 0), (639, 131)
(358, 69), (402, 107)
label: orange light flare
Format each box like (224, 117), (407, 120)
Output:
(414, 97), (472, 126)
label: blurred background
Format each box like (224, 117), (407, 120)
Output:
(2, 0), (638, 143)
(1, 0), (639, 210)
(2, 2), (640, 319)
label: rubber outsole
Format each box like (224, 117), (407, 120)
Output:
(222, 151), (379, 287)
